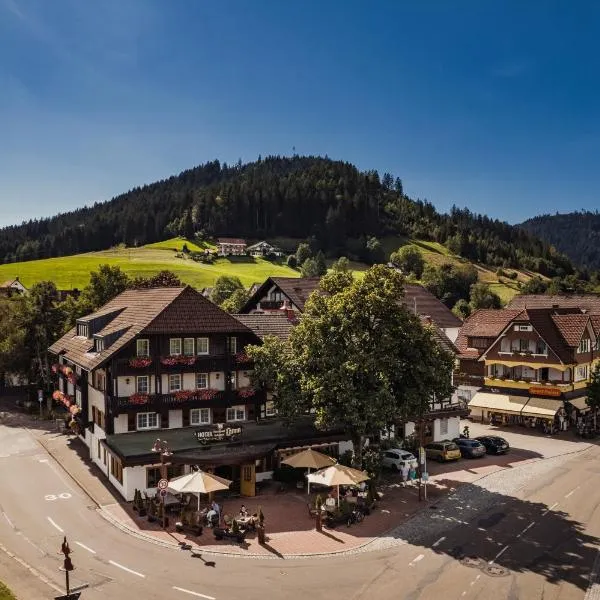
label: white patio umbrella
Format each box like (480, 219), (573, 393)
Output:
(167, 470), (232, 510)
(281, 448), (337, 493)
(306, 463), (369, 506)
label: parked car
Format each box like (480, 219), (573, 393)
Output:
(452, 438), (486, 458)
(424, 441), (461, 462)
(475, 435), (510, 455)
(381, 449), (418, 471)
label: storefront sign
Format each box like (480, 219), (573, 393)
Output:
(529, 386), (561, 397)
(195, 424), (243, 444)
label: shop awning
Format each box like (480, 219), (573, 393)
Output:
(171, 443), (276, 467)
(567, 397), (590, 412)
(520, 397), (561, 419)
(468, 392), (528, 415)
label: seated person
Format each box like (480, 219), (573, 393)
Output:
(206, 508), (218, 526)
(325, 493), (336, 510)
(239, 504), (249, 518)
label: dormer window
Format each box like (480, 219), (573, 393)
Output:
(77, 323), (89, 338)
(95, 338), (104, 352)
(578, 339), (591, 354)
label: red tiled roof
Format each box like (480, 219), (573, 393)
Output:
(507, 294), (600, 314)
(455, 309), (523, 358)
(591, 315), (600, 336)
(217, 238), (246, 245)
(551, 314), (590, 347)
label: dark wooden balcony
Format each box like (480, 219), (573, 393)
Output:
(114, 354), (231, 376)
(259, 300), (284, 310)
(110, 388), (265, 413)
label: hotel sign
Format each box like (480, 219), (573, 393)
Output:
(195, 424), (242, 444)
(529, 386), (561, 397)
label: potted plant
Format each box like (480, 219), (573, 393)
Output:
(147, 499), (157, 523)
(132, 489), (139, 512)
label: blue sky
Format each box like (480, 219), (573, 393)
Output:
(1, 1), (599, 227)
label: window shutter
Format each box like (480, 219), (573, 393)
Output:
(161, 412), (169, 429)
(182, 408), (190, 428)
(128, 413), (136, 432)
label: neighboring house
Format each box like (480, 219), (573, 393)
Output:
(241, 277), (462, 342)
(246, 241), (284, 258)
(457, 307), (600, 426)
(49, 286), (349, 501)
(234, 313), (296, 340)
(217, 238), (247, 256)
(0, 277), (27, 297)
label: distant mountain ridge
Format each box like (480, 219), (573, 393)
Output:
(0, 155), (576, 278)
(521, 211), (600, 271)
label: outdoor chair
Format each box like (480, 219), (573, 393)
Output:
(307, 503), (318, 518)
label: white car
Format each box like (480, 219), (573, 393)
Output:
(381, 449), (418, 471)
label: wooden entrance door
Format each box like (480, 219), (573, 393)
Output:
(240, 463), (256, 497)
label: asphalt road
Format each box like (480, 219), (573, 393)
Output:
(0, 423), (598, 600)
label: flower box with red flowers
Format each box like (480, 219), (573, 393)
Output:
(160, 356), (197, 367)
(197, 388), (219, 401)
(129, 393), (150, 405)
(129, 357), (153, 369)
(237, 387), (255, 399)
(174, 390), (194, 401)
(234, 352), (252, 365)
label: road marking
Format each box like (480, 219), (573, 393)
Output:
(490, 545), (510, 563)
(46, 517), (63, 532)
(173, 587), (216, 600)
(409, 554), (425, 567)
(2, 512), (14, 529)
(38, 458), (48, 463)
(565, 486), (579, 499)
(108, 560), (145, 578)
(432, 536), (446, 548)
(542, 502), (558, 516)
(75, 541), (96, 554)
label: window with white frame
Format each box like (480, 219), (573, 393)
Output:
(183, 338), (195, 356)
(75, 389), (82, 407)
(136, 375), (149, 394)
(576, 365), (589, 380)
(190, 408), (211, 425)
(195, 373), (208, 389)
(136, 339), (149, 357)
(578, 339), (591, 354)
(265, 401), (277, 417)
(196, 337), (209, 355)
(229, 337), (237, 354)
(226, 405), (245, 422)
(95, 338), (104, 352)
(169, 374), (182, 392)
(169, 338), (182, 356)
(137, 412), (159, 430)
(77, 323), (88, 337)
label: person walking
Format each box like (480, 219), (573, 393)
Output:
(401, 463), (410, 487)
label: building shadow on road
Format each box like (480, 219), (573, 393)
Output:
(383, 470), (599, 593)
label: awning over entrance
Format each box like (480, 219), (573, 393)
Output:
(468, 392), (528, 415)
(171, 443), (276, 467)
(566, 396), (590, 412)
(520, 397), (560, 419)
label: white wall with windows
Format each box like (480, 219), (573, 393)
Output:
(433, 416), (460, 441)
(114, 413), (128, 434)
(167, 337), (210, 356)
(160, 372), (225, 392)
(116, 375), (156, 397)
(190, 407), (211, 425)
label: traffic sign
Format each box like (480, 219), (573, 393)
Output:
(157, 478), (169, 490)
(419, 447), (426, 464)
(422, 472), (429, 482)
(38, 389), (44, 403)
(160, 489), (168, 497)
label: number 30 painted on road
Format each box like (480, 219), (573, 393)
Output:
(44, 492), (72, 501)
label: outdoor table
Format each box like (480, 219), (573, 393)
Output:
(162, 493), (181, 508)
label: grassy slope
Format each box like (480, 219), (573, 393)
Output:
(0, 235), (536, 303)
(0, 582), (16, 600)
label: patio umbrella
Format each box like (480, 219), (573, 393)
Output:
(281, 448), (337, 493)
(306, 464), (369, 506)
(167, 470), (232, 510)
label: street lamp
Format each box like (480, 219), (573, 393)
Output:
(151, 438), (172, 529)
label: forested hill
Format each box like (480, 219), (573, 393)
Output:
(0, 155), (575, 277)
(521, 211), (600, 271)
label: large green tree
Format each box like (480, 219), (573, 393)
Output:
(469, 282), (502, 310)
(390, 246), (425, 279)
(82, 264), (130, 310)
(587, 363), (600, 428)
(210, 275), (245, 306)
(248, 265), (454, 467)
